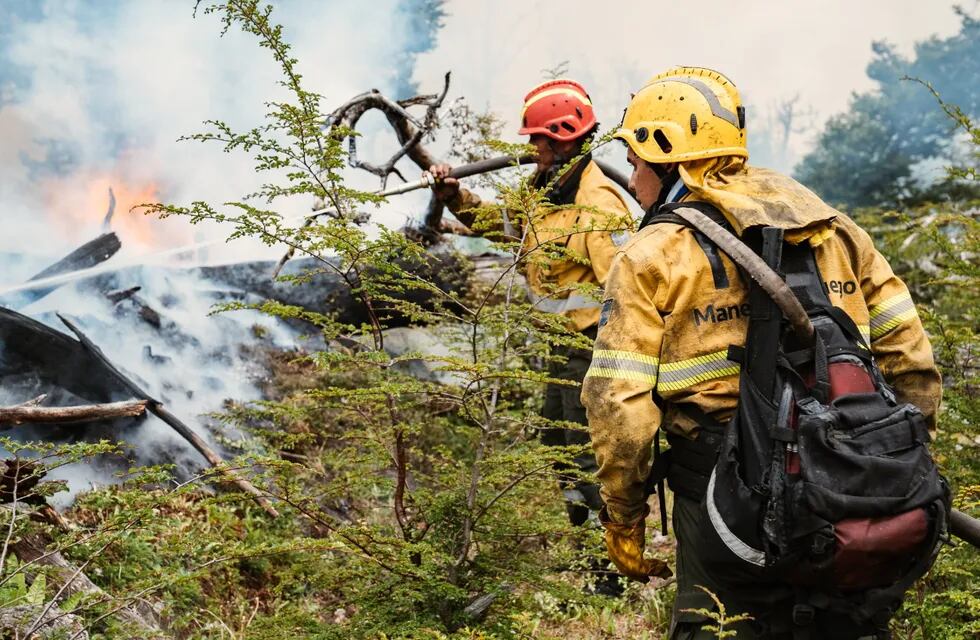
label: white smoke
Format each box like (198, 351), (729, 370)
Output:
(0, 0), (437, 261)
(0, 0), (444, 503)
(413, 0), (965, 174)
(24, 264), (303, 508)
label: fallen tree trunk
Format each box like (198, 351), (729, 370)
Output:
(57, 314), (280, 518)
(0, 400), (147, 428)
(4, 505), (168, 638)
(0, 604), (89, 639)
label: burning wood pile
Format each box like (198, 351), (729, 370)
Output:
(0, 77), (485, 518)
(0, 248), (279, 516)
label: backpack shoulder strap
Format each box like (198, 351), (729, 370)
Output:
(781, 245), (871, 351)
(642, 201), (734, 290)
(640, 200), (733, 231)
(665, 205), (815, 344)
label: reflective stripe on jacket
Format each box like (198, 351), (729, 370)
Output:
(582, 197), (941, 524)
(447, 160), (633, 331)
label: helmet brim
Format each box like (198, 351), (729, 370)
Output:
(613, 126), (748, 164)
(519, 125), (588, 142)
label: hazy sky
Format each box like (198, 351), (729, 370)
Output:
(0, 0), (970, 261)
(415, 0), (969, 167)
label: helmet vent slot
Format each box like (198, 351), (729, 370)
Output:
(561, 122), (577, 133)
(653, 129), (673, 154)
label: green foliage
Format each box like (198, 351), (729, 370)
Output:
(0, 558), (44, 608)
(680, 586), (752, 639)
(850, 91), (980, 639)
(795, 7), (980, 207)
(87, 1), (641, 638)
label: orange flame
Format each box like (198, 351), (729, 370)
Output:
(40, 164), (195, 254)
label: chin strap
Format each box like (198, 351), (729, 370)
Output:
(548, 139), (577, 173)
(642, 164), (681, 217)
(541, 128), (596, 180)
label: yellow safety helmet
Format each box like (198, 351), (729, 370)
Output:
(614, 67), (747, 164)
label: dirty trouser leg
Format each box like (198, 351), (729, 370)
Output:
(539, 333), (603, 526)
(670, 495), (760, 640)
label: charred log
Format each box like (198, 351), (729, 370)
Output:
(0, 306), (135, 404)
(0, 399), (148, 427)
(106, 286), (141, 304)
(106, 286), (164, 329)
(29, 233), (122, 283)
(4, 232), (122, 308)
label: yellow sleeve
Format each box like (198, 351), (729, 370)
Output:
(581, 250), (665, 524)
(856, 229), (942, 429)
(583, 187), (633, 286)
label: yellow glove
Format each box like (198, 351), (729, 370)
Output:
(599, 505), (673, 583)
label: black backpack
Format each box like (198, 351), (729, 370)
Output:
(646, 203), (950, 630)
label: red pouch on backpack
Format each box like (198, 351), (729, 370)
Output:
(833, 508), (930, 589)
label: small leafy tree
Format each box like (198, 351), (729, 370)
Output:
(119, 1), (642, 637)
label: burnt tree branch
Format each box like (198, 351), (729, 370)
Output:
(326, 72), (450, 187)
(3, 233), (122, 308)
(0, 400), (148, 428)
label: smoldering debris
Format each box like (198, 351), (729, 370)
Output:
(0, 230), (305, 508)
(0, 76), (483, 509)
(0, 222), (473, 509)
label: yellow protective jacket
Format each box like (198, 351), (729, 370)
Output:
(446, 158), (633, 331)
(581, 157), (942, 523)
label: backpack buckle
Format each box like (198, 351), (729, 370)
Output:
(796, 396), (823, 415)
(792, 604), (815, 627)
(810, 530), (835, 556)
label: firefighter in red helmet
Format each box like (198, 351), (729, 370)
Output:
(428, 79), (635, 595)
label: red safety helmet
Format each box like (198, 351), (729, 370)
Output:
(518, 79), (597, 142)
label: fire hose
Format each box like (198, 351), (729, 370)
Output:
(269, 154), (631, 277)
(373, 154), (631, 198)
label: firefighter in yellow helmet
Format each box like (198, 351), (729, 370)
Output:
(427, 80), (635, 594)
(582, 68), (941, 636)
